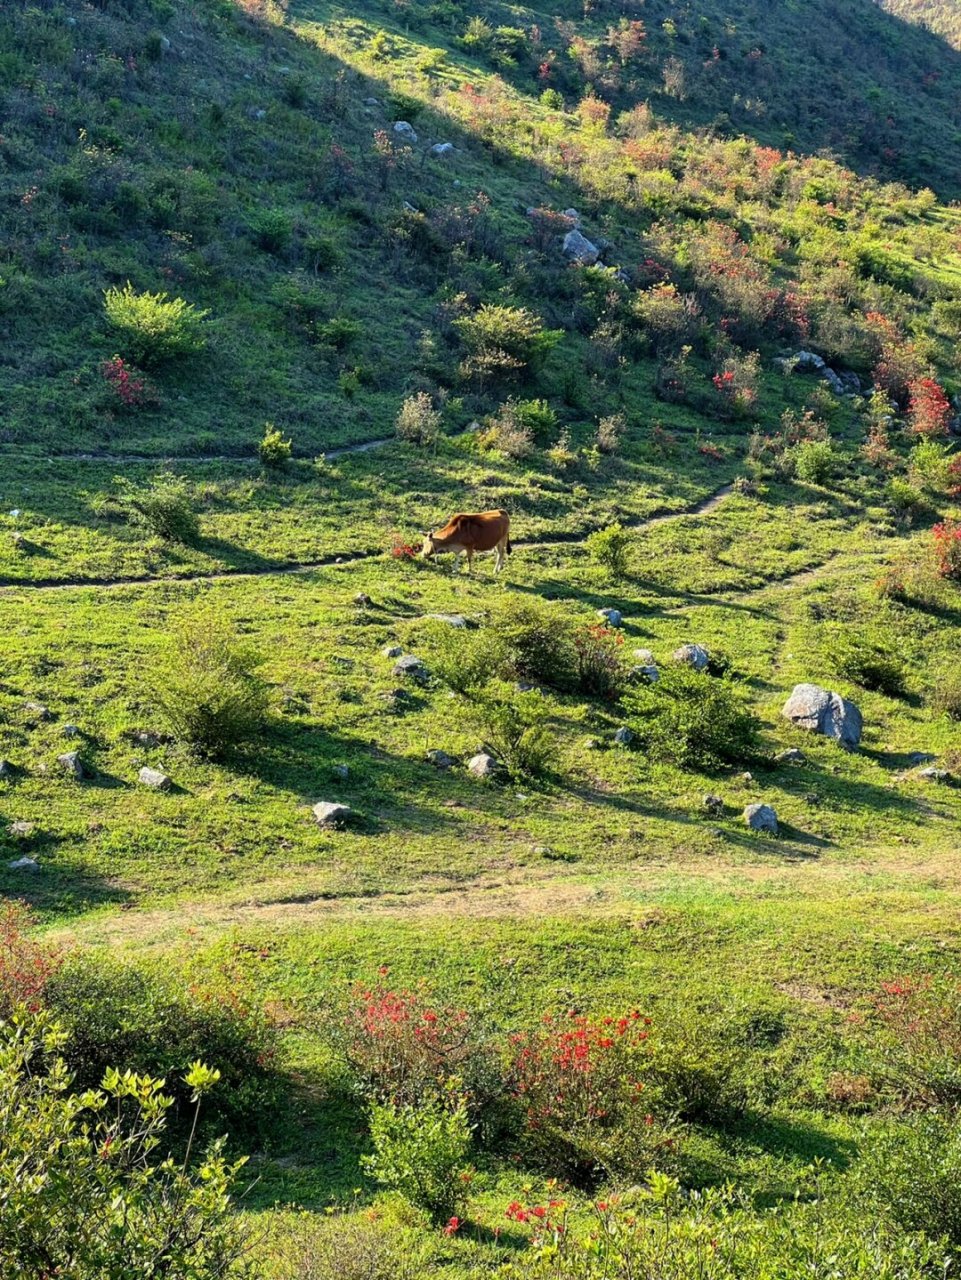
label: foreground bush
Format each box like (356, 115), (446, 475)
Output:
(0, 902), (60, 1018)
(270, 1209), (429, 1280)
(362, 1095), (472, 1223)
(115, 471), (200, 544)
(47, 956), (279, 1138)
(623, 665), (762, 771)
(586, 523), (631, 580)
(149, 606), (269, 758)
(468, 684), (553, 778)
(859, 1117), (961, 1246)
(0, 1011), (251, 1280)
(395, 392), (441, 447)
(258, 422), (292, 468)
(103, 282), (208, 366)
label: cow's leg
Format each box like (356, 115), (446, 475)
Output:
(451, 551), (462, 575)
(494, 538), (507, 573)
(465, 549), (474, 574)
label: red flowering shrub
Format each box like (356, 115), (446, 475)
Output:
(100, 354), (156, 410)
(507, 1010), (679, 1182)
(342, 979), (495, 1109)
(907, 377), (951, 437)
(866, 312), (926, 407)
(711, 351), (760, 419)
(572, 623), (627, 700)
(390, 533), (419, 560)
(698, 441), (725, 462)
(873, 976), (961, 1105)
(0, 902), (61, 1016)
(933, 520), (961, 581)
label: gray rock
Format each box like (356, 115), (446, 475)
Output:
(597, 608), (623, 627)
(313, 801), (353, 828)
(382, 645), (403, 658)
(776, 748), (807, 765)
(9, 821), (33, 837)
(427, 613), (468, 628)
(703, 794), (724, 816)
(138, 767), (171, 791)
(8, 857), (38, 872)
(918, 767), (951, 783)
(159, 34), (171, 53)
(794, 350), (826, 372)
(364, 96), (381, 106)
(354, 593), (372, 607)
(132, 729), (162, 748)
(672, 644), (710, 671)
(782, 683), (862, 748)
(467, 753), (501, 778)
(837, 370), (861, 395)
(25, 702), (53, 722)
(744, 803), (778, 833)
(332, 763), (350, 780)
(426, 749), (457, 770)
(62, 724), (80, 739)
(629, 664), (659, 684)
(58, 751), (86, 780)
(430, 142), (455, 157)
(515, 681), (538, 693)
(562, 229), (600, 265)
(821, 368), (845, 396)
(907, 752), (936, 765)
(393, 121), (418, 142)
(0, 760), (12, 779)
(613, 726), (635, 747)
(393, 654), (426, 679)
(562, 208), (581, 225)
(249, 107), (267, 120)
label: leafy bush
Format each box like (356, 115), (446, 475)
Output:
(103, 283), (208, 366)
(823, 626), (906, 695)
(586, 522), (632, 579)
(115, 471), (200, 544)
(932, 669), (961, 721)
(859, 1117), (961, 1245)
(425, 621), (508, 696)
(258, 422), (292, 468)
(572, 623), (628, 701)
(46, 955), (279, 1136)
(624, 665), (762, 771)
(148, 606), (269, 758)
(871, 975), (961, 1106)
(271, 1210), (429, 1280)
(250, 207), (293, 254)
(792, 439), (837, 484)
(455, 304), (561, 383)
(0, 1011), (251, 1280)
(485, 597), (575, 690)
(933, 519), (961, 581)
(0, 902), (61, 1017)
(595, 412), (625, 454)
(476, 400), (535, 458)
(468, 684), (552, 778)
(510, 397), (558, 443)
(395, 392), (441, 447)
(908, 437), (951, 491)
(362, 1095), (472, 1223)
(885, 477), (925, 522)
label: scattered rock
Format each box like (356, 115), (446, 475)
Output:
(427, 613), (468, 628)
(332, 763), (350, 780)
(313, 801), (353, 828)
(821, 368), (846, 396)
(132, 729), (162, 747)
(744, 803), (778, 833)
(62, 724), (80, 739)
(382, 645), (403, 658)
(597, 608), (623, 627)
(138, 767), (172, 791)
(467, 753), (501, 779)
(630, 648), (658, 683)
(426, 749), (457, 770)
(58, 751), (86, 780)
(515, 681), (538, 693)
(25, 702), (53, 722)
(159, 34), (171, 53)
(354, 592), (372, 607)
(248, 107), (267, 120)
(613, 727), (635, 747)
(8, 857), (38, 873)
(792, 350), (827, 372)
(836, 370), (861, 395)
(562, 228), (600, 265)
(0, 760), (12, 779)
(907, 751), (936, 765)
(393, 120), (418, 142)
(364, 96), (381, 106)
(393, 654), (426, 679)
(703, 794), (724, 816)
(430, 142), (455, 157)
(562, 208), (581, 225)
(775, 748), (807, 765)
(9, 821), (33, 837)
(918, 767), (951, 783)
(782, 683), (862, 748)
(672, 644), (710, 671)
(740, 772), (754, 784)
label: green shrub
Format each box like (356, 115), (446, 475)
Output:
(932, 669), (961, 720)
(250, 207), (293, 254)
(115, 471), (199, 544)
(586, 522), (632, 579)
(270, 1209), (429, 1280)
(624, 665), (762, 771)
(572, 622), (628, 701)
(258, 422), (293, 468)
(0, 1010), (251, 1280)
(315, 316), (361, 350)
(823, 625), (906, 696)
(103, 283), (208, 366)
(362, 1095), (472, 1223)
(47, 956), (279, 1138)
(540, 87), (564, 110)
(908, 437), (952, 492)
(885, 477), (925, 522)
(859, 1117), (961, 1245)
(395, 392), (441, 447)
(469, 684), (552, 778)
(425, 621), (508, 696)
(486, 597), (576, 690)
(792, 438), (837, 484)
(511, 397), (558, 443)
(148, 606), (269, 758)
(455, 304), (562, 383)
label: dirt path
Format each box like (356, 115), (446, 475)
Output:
(0, 483), (737, 594)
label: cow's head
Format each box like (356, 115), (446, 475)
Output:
(420, 531), (438, 559)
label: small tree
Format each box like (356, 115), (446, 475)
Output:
(258, 423), (293, 468)
(115, 472), (200, 544)
(455, 305), (561, 385)
(395, 392), (441, 447)
(624, 665), (761, 771)
(103, 283), (208, 366)
(0, 1011), (251, 1280)
(362, 1095), (472, 1223)
(586, 522), (631, 579)
(149, 606), (269, 758)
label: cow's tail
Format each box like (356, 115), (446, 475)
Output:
(506, 539), (513, 555)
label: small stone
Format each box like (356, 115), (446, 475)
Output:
(58, 751), (86, 779)
(562, 229), (600, 264)
(9, 821), (33, 837)
(918, 767), (951, 783)
(132, 729), (162, 747)
(672, 644), (710, 671)
(332, 764), (350, 780)
(62, 724), (80, 739)
(613, 727), (635, 747)
(907, 752), (936, 765)
(393, 655), (426, 679)
(313, 801), (353, 828)
(393, 120), (418, 142)
(364, 96), (381, 106)
(0, 760), (12, 779)
(159, 34), (171, 53)
(562, 208), (581, 225)
(515, 681), (538, 693)
(740, 772), (754, 784)
(744, 803), (778, 833)
(467, 753), (501, 778)
(354, 592), (372, 607)
(629, 664), (658, 684)
(430, 142), (455, 157)
(703, 794), (724, 816)
(427, 613), (468, 628)
(382, 645), (403, 658)
(426, 749), (456, 769)
(597, 608), (623, 627)
(249, 107), (267, 120)
(139, 767), (172, 791)
(782, 683), (862, 748)
(25, 702), (53, 722)
(8, 857), (38, 873)
(776, 748), (807, 765)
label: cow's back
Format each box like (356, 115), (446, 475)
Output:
(437, 509), (509, 551)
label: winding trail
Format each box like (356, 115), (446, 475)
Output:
(0, 480), (738, 594)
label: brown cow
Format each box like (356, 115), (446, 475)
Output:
(421, 509), (511, 574)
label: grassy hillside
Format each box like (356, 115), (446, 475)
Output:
(879, 0), (961, 50)
(4, 1), (961, 1277)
